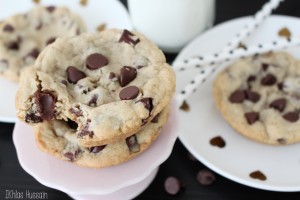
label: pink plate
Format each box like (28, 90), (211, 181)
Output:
(13, 101), (178, 195)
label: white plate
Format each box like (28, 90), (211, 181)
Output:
(12, 101), (178, 195)
(0, 0), (133, 123)
(174, 15), (300, 191)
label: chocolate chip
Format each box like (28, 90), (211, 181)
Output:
(180, 100), (190, 112)
(35, 92), (56, 121)
(78, 120), (94, 137)
(118, 29), (140, 46)
(89, 145), (106, 153)
(86, 53), (108, 70)
(64, 149), (80, 162)
(46, 37), (56, 45)
(67, 119), (78, 129)
(3, 24), (14, 32)
(164, 176), (182, 195)
(244, 90), (260, 103)
(25, 113), (42, 123)
(210, 136), (226, 148)
(126, 134), (140, 153)
(245, 112), (259, 125)
(137, 65), (144, 69)
(283, 112), (299, 122)
(109, 72), (116, 79)
(70, 106), (83, 117)
(269, 98), (286, 112)
(36, 21), (43, 30)
(119, 86), (139, 100)
(7, 41), (19, 50)
(151, 113), (160, 123)
(119, 66), (137, 87)
(261, 63), (269, 71)
(247, 75), (256, 83)
(277, 138), (287, 144)
(46, 6), (56, 13)
(88, 94), (98, 106)
(277, 82), (284, 90)
(196, 169), (216, 186)
(25, 48), (40, 60)
(249, 170), (267, 181)
(261, 74), (277, 86)
(137, 98), (153, 113)
(67, 66), (86, 84)
(229, 90), (245, 103)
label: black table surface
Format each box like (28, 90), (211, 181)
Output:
(2, 0), (300, 199)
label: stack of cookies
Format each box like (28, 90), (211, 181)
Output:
(0, 6), (86, 82)
(16, 29), (176, 168)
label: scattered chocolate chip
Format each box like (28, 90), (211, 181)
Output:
(244, 90), (260, 103)
(277, 82), (284, 90)
(180, 100), (190, 112)
(46, 37), (56, 45)
(278, 27), (291, 39)
(67, 66), (86, 84)
(3, 24), (14, 32)
(25, 113), (42, 123)
(283, 112), (299, 122)
(64, 149), (80, 162)
(197, 169), (216, 186)
(119, 86), (139, 100)
(67, 119), (78, 129)
(88, 94), (98, 106)
(261, 63), (269, 71)
(78, 119), (94, 137)
(261, 74), (277, 86)
(210, 136), (226, 148)
(245, 112), (259, 125)
(269, 98), (286, 112)
(151, 113), (160, 123)
(118, 29), (140, 46)
(137, 98), (153, 113)
(126, 135), (140, 153)
(247, 75), (256, 83)
(277, 138), (287, 145)
(96, 23), (106, 32)
(46, 6), (56, 13)
(89, 145), (106, 153)
(119, 66), (137, 87)
(35, 92), (56, 121)
(229, 90), (245, 103)
(86, 53), (108, 70)
(109, 72), (116, 79)
(249, 170), (267, 181)
(7, 41), (19, 50)
(164, 177), (182, 195)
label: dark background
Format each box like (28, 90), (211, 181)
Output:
(2, 0), (300, 199)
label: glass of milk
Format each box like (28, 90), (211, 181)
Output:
(128, 0), (215, 53)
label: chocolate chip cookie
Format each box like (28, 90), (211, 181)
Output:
(16, 29), (175, 146)
(214, 52), (300, 145)
(0, 6), (86, 81)
(34, 106), (170, 168)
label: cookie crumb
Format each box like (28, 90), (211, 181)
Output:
(96, 23), (106, 32)
(278, 27), (291, 39)
(80, 0), (88, 6)
(249, 170), (267, 181)
(180, 100), (190, 112)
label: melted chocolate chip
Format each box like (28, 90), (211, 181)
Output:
(261, 63), (269, 71)
(164, 176), (182, 195)
(46, 37), (56, 45)
(261, 74), (277, 86)
(249, 170), (267, 181)
(25, 113), (42, 123)
(88, 94), (98, 106)
(67, 119), (78, 129)
(247, 75), (256, 83)
(89, 145), (106, 153)
(86, 53), (108, 70)
(196, 169), (216, 186)
(229, 90), (245, 103)
(244, 90), (260, 103)
(109, 72), (116, 79)
(283, 112), (299, 122)
(269, 98), (286, 112)
(119, 86), (139, 100)
(35, 92), (56, 121)
(118, 29), (140, 46)
(245, 112), (259, 125)
(210, 136), (226, 148)
(67, 66), (86, 84)
(126, 135), (140, 153)
(137, 98), (153, 113)
(3, 24), (14, 32)
(151, 113), (160, 123)
(119, 66), (137, 87)
(46, 6), (56, 13)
